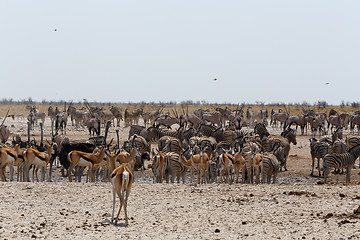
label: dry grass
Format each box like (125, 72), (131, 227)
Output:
(0, 102), (357, 119)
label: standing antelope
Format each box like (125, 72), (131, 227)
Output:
(23, 144), (55, 182)
(0, 144), (19, 181)
(152, 151), (167, 183)
(111, 165), (133, 226)
(218, 151), (235, 184)
(67, 146), (106, 182)
(180, 149), (209, 184)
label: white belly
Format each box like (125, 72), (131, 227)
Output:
(33, 157), (46, 167)
(78, 157), (93, 167)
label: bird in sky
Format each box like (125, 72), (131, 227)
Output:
(213, 78), (217, 81)
(325, 82), (329, 85)
(54, 29), (57, 32)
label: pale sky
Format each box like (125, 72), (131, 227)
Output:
(1, 1), (359, 105)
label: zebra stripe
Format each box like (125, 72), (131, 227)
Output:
(164, 153), (187, 184)
(309, 138), (330, 176)
(261, 153), (280, 184)
(323, 144), (360, 183)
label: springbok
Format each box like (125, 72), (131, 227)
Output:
(179, 149), (209, 184)
(152, 151), (167, 183)
(111, 165), (133, 226)
(67, 146), (106, 182)
(0, 144), (19, 181)
(23, 144), (55, 182)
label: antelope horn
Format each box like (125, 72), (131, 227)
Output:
(0, 107), (10, 128)
(181, 105), (185, 115)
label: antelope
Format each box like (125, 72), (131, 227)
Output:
(13, 146), (26, 181)
(0, 125), (10, 144)
(116, 148), (138, 172)
(154, 116), (180, 129)
(55, 112), (68, 134)
(47, 106), (58, 125)
(0, 144), (19, 181)
(67, 146), (106, 182)
(106, 147), (138, 179)
(218, 150), (235, 184)
(328, 114), (342, 133)
(270, 110), (289, 129)
(350, 114), (360, 134)
(23, 144), (55, 182)
(111, 165), (133, 226)
(180, 149), (209, 184)
(152, 151), (167, 183)
(86, 118), (101, 137)
(202, 112), (222, 126)
(233, 151), (246, 183)
(242, 150), (262, 184)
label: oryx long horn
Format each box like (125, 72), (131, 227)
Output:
(181, 104), (186, 115)
(0, 107), (10, 128)
(171, 108), (177, 118)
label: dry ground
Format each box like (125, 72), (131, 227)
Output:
(1, 116), (360, 239)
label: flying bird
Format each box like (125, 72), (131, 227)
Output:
(325, 82), (329, 85)
(54, 29), (57, 31)
(213, 78), (217, 81)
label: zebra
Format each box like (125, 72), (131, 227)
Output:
(196, 124), (220, 137)
(48, 106), (57, 125)
(198, 137), (217, 159)
(309, 138), (330, 176)
(345, 135), (360, 150)
(164, 152), (187, 184)
(254, 122), (270, 139)
(68, 106), (86, 128)
(124, 108), (143, 127)
(128, 135), (150, 154)
(323, 144), (360, 183)
(265, 128), (297, 171)
(128, 125), (146, 139)
(146, 127), (180, 143)
(207, 158), (219, 183)
(109, 106), (123, 127)
(332, 139), (347, 154)
(163, 138), (182, 154)
(261, 153), (280, 184)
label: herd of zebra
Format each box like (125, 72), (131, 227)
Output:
(1, 104), (360, 184)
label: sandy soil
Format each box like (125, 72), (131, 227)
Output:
(1, 117), (360, 239)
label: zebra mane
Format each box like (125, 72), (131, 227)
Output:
(281, 128), (294, 137)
